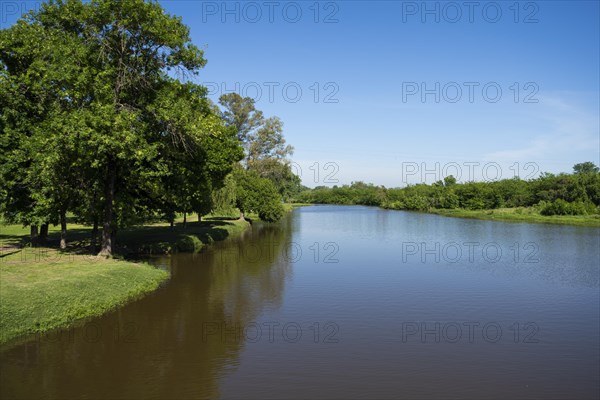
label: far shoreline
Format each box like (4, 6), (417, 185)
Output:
(300, 203), (600, 227)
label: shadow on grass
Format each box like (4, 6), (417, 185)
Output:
(204, 216), (255, 225)
(116, 220), (246, 255)
(0, 249), (21, 259)
(1, 219), (247, 258)
(0, 235), (24, 248)
(204, 216), (237, 221)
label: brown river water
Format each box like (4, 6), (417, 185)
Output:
(1, 205), (599, 399)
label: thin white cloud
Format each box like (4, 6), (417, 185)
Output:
(484, 93), (599, 162)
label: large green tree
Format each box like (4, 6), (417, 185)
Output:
(1, 0), (243, 256)
(218, 94), (300, 206)
(218, 93), (264, 156)
(246, 116), (300, 199)
(0, 6), (91, 246)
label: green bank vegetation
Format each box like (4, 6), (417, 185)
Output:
(0, 213), (252, 345)
(0, 0), (302, 258)
(0, 255), (168, 345)
(1, 214), (250, 255)
(0, 0), (305, 345)
(295, 162), (600, 227)
(430, 208), (599, 227)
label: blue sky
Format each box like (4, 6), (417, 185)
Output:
(2, 1), (599, 186)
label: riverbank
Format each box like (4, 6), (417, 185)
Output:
(0, 203), (316, 255)
(1, 215), (251, 255)
(429, 207), (600, 227)
(290, 202), (597, 227)
(305, 203), (600, 227)
(0, 204), (309, 345)
(0, 214), (255, 346)
(0, 255), (168, 345)
(118, 218), (250, 254)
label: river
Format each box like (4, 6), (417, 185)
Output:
(1, 205), (599, 399)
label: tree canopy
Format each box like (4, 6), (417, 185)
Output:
(1, 0), (298, 256)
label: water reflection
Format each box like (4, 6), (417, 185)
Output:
(0, 219), (293, 399)
(1, 207), (598, 399)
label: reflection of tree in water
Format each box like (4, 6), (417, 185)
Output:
(209, 219), (293, 321)
(0, 218), (293, 399)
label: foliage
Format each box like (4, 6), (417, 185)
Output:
(297, 164), (600, 218)
(233, 168), (284, 222)
(0, 0), (248, 255)
(539, 199), (595, 216)
(218, 92), (264, 150)
(218, 93), (300, 205)
(212, 174), (238, 216)
(573, 161), (599, 175)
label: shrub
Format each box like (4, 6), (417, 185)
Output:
(540, 199), (587, 216)
(258, 202), (284, 222)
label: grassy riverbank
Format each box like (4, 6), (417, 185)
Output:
(429, 207), (600, 227)
(0, 256), (168, 345)
(0, 213), (256, 345)
(297, 202), (598, 227)
(286, 203), (313, 208)
(1, 215), (251, 255)
(297, 203), (599, 227)
(0, 204), (308, 345)
(118, 217), (250, 254)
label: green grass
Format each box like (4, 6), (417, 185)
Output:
(285, 203), (313, 209)
(0, 213), (252, 345)
(117, 218), (249, 254)
(0, 255), (168, 345)
(0, 220), (88, 247)
(0, 214), (250, 255)
(430, 207), (600, 227)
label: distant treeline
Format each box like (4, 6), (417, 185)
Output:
(295, 162), (600, 216)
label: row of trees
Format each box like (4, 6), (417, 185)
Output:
(0, 0), (299, 256)
(209, 94), (302, 224)
(215, 93), (302, 207)
(296, 162), (600, 216)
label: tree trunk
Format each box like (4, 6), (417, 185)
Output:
(91, 215), (98, 252)
(183, 211), (187, 229)
(39, 224), (48, 244)
(99, 161), (116, 257)
(197, 213), (202, 222)
(30, 225), (38, 241)
(59, 210), (67, 249)
(170, 219), (174, 229)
